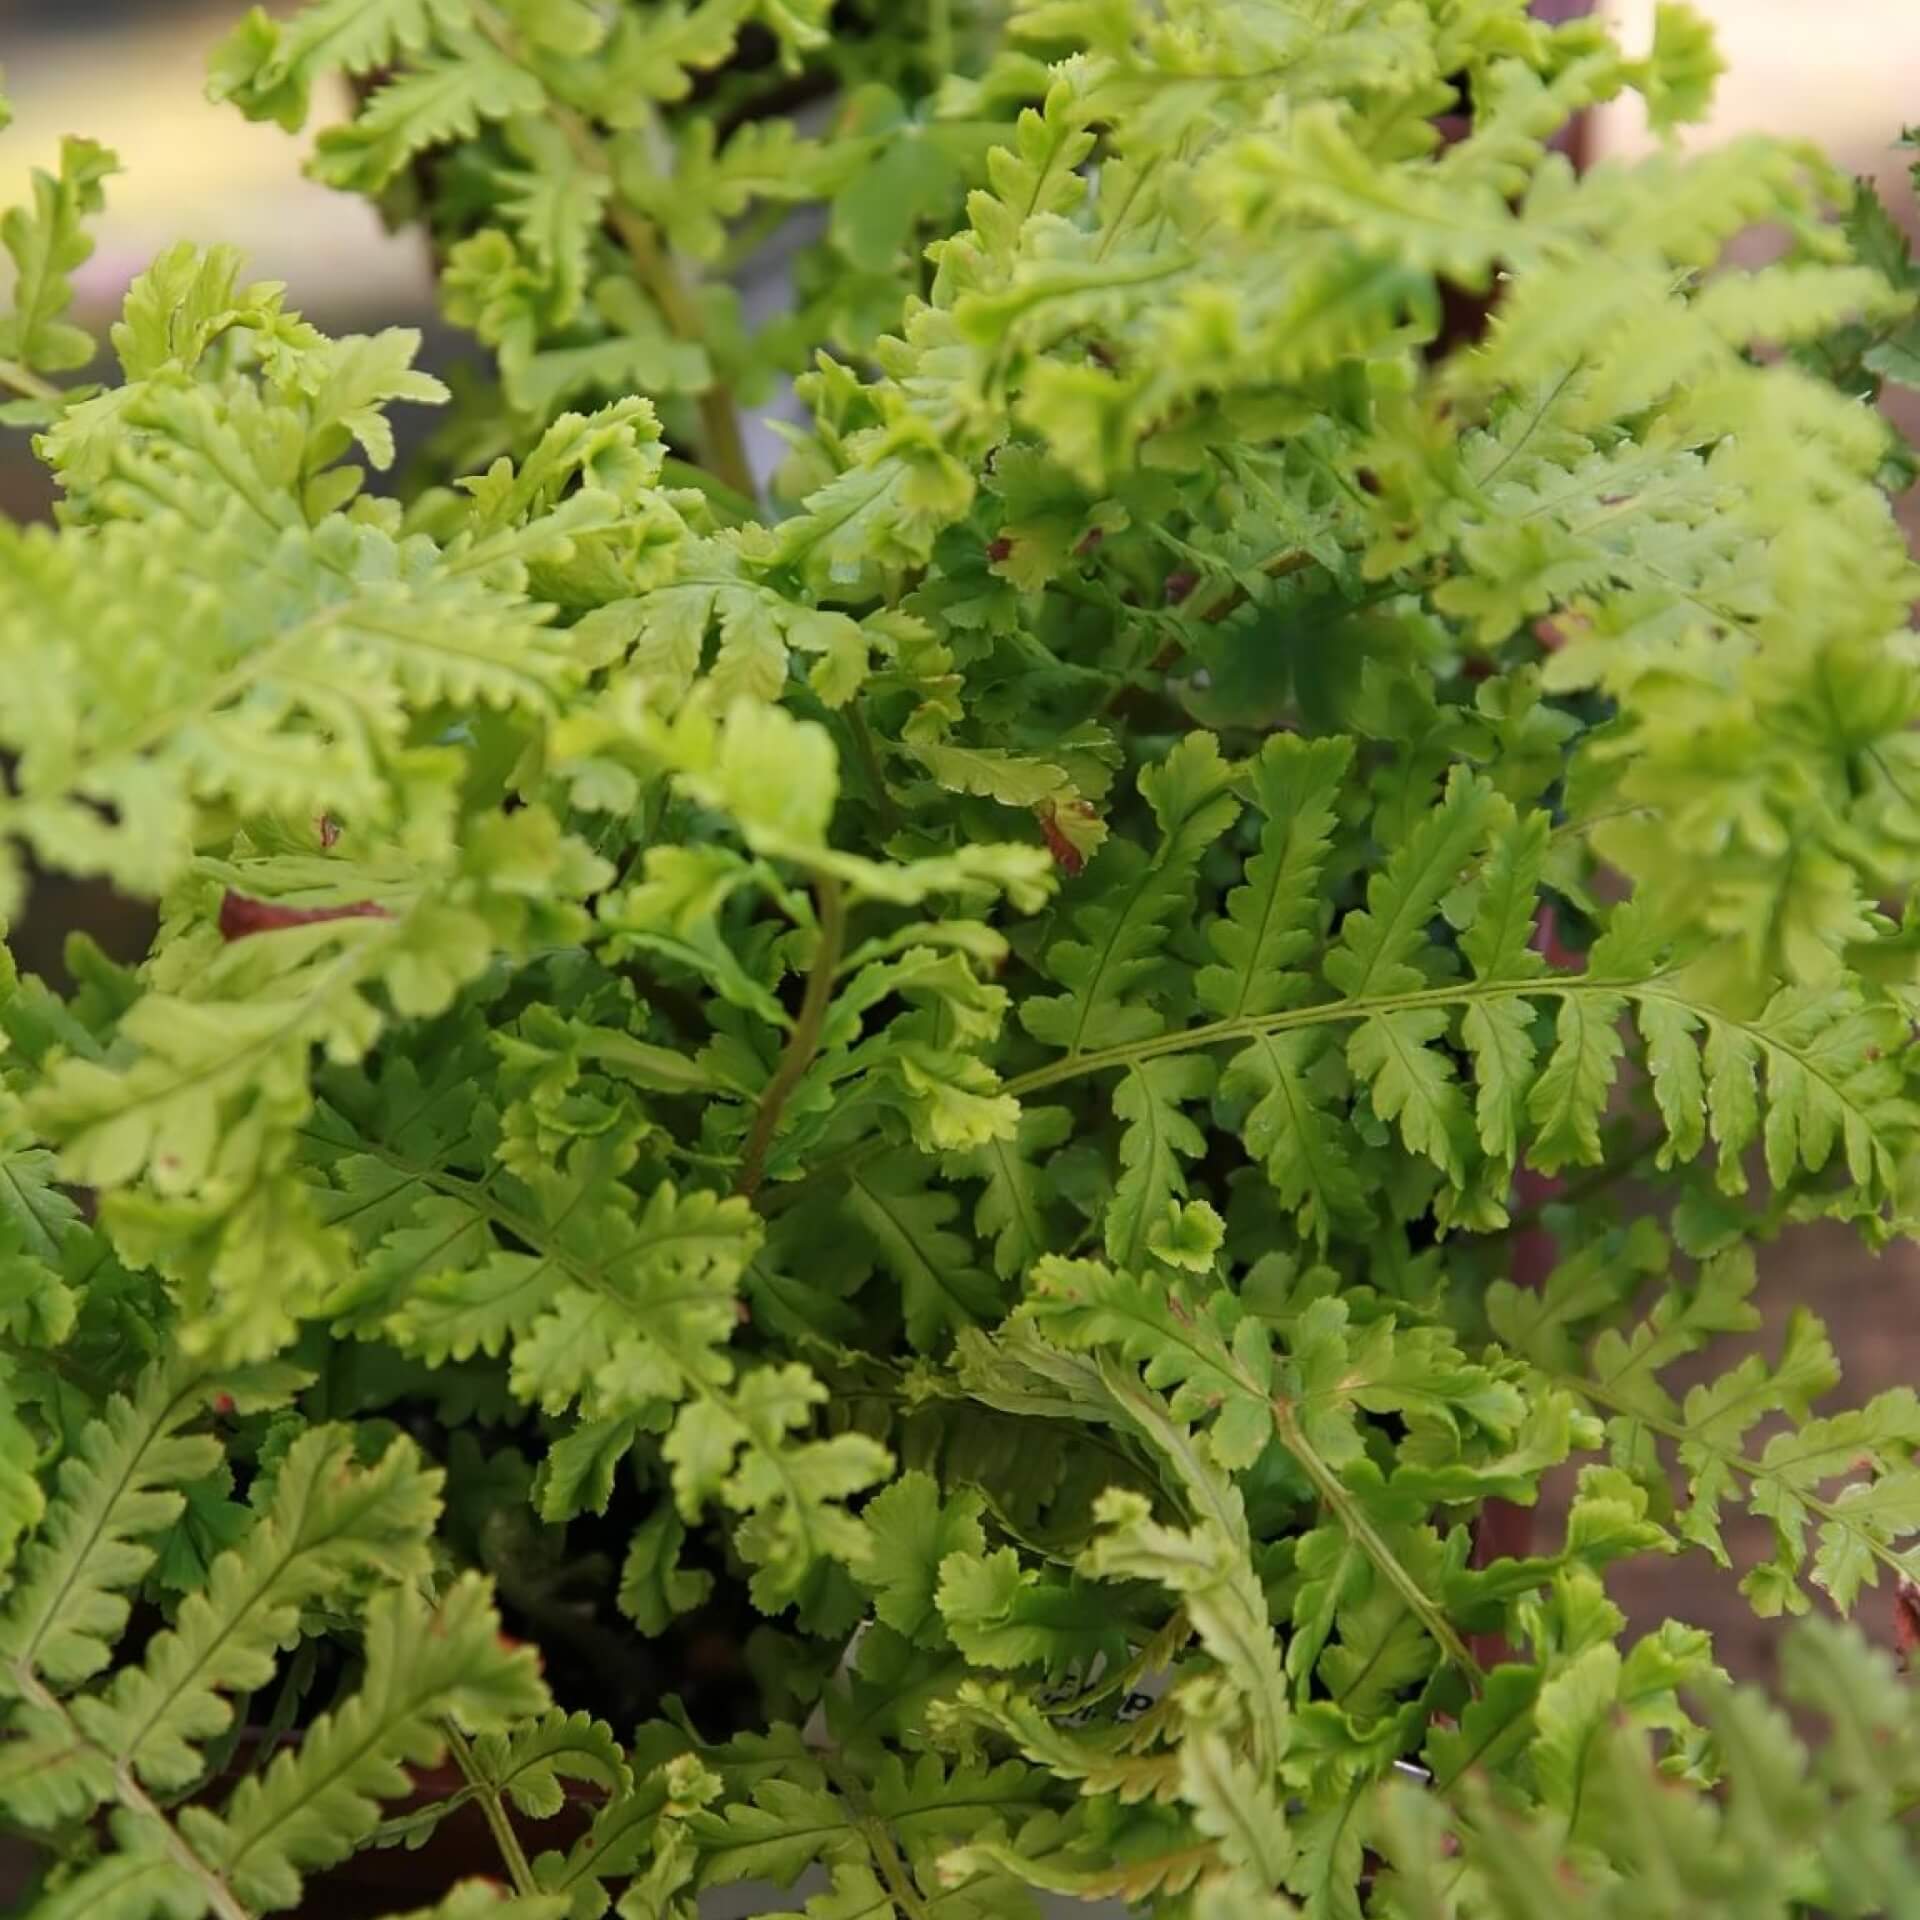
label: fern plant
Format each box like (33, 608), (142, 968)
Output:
(4, 1), (1920, 1914)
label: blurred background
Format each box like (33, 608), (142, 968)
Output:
(3, 0), (1920, 1691)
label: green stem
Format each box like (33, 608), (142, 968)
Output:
(0, 357), (60, 406)
(1271, 1401), (1486, 1692)
(820, 1753), (933, 1920)
(1548, 803), (1653, 843)
(1002, 973), (1660, 1099)
(1099, 1313), (1485, 1691)
(1194, 545), (1316, 625)
(762, 965), (1867, 1250)
(842, 704), (902, 833)
(766, 980), (1665, 1223)
(10, 1664), (248, 1920)
(602, 197), (758, 500)
(998, 971), (1867, 1135)
(444, 1723), (538, 1899)
(735, 876), (847, 1199)
(472, 1), (758, 502)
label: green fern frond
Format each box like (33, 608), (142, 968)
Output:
(1496, 1242), (1920, 1615)
(844, 1150), (1004, 1353)
(665, 1362), (890, 1613)
(554, 3), (751, 116)
(181, 1574), (545, 1910)
(1, 1428), (438, 1831)
(314, 1039), (886, 1615)
(1221, 1030), (1368, 1244)
(0, 134), (118, 396)
(1325, 769), (1493, 1001)
(99, 1429), (430, 1779)
(936, 1544), (1139, 1679)
(1196, 735), (1351, 1024)
(1080, 1486), (1290, 1772)
(309, 41), (546, 194)
(0, 1355), (301, 1697)
(943, 1104), (1071, 1282)
(209, 0), (477, 132)
(1003, 740), (1918, 1230)
(1021, 737), (1239, 1054)
(8, 1812), (203, 1920)
(0, 354), (581, 915)
(1219, 103), (1518, 284)
(469, 1708), (629, 1822)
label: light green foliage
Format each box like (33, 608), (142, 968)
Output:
(0, 1356), (541, 1913)
(0, 132), (118, 401)
(2, 3), (1920, 1916)
(206, 0), (987, 498)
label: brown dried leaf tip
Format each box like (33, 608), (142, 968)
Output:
(1037, 803), (1089, 877)
(219, 890), (392, 942)
(1894, 1576), (1920, 1670)
(1036, 798), (1098, 879)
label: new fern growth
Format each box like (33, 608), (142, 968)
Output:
(4, 1), (1920, 1915)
